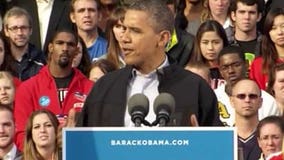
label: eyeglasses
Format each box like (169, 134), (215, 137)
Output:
(7, 25), (31, 33)
(232, 93), (260, 100)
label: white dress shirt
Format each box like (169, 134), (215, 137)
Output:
(36, 0), (54, 49)
(125, 56), (169, 127)
(3, 144), (17, 160)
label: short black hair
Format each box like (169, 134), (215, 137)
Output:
(230, 0), (264, 13)
(49, 29), (78, 45)
(218, 46), (245, 64)
(126, 0), (174, 33)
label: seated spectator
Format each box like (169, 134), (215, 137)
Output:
(0, 104), (22, 159)
(72, 37), (92, 76)
(70, 0), (107, 61)
(230, 79), (262, 160)
(23, 109), (60, 160)
(188, 20), (228, 89)
(229, 0), (264, 72)
(257, 116), (284, 160)
(0, 33), (21, 88)
(0, 71), (15, 107)
(201, 0), (232, 39)
(250, 8), (284, 89)
(13, 29), (93, 150)
(13, 0), (74, 54)
(89, 59), (117, 82)
(103, 6), (126, 69)
(98, 0), (120, 32)
(215, 46), (280, 126)
(3, 7), (46, 81)
(267, 63), (284, 114)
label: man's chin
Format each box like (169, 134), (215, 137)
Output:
(123, 58), (134, 66)
(15, 43), (28, 48)
(58, 61), (70, 68)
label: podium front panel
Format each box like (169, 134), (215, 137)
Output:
(63, 127), (237, 160)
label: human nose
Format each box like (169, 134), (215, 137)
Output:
(15, 28), (24, 34)
(227, 65), (235, 73)
(244, 12), (250, 19)
(83, 9), (90, 17)
(62, 43), (69, 51)
(121, 29), (130, 43)
(39, 125), (46, 132)
(243, 95), (251, 102)
(0, 125), (4, 133)
(277, 26), (284, 35)
(207, 42), (213, 50)
(266, 137), (274, 145)
(0, 88), (6, 95)
(216, 0), (222, 5)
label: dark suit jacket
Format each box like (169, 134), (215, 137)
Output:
(166, 28), (194, 67)
(14, 148), (23, 160)
(14, 0), (74, 54)
(77, 65), (222, 127)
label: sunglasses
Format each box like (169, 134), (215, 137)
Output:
(233, 94), (259, 100)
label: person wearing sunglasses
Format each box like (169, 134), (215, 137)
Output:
(214, 45), (281, 127)
(230, 78), (263, 160)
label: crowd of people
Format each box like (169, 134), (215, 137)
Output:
(0, 0), (283, 159)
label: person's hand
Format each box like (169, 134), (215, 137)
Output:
(57, 126), (63, 148)
(66, 108), (77, 127)
(190, 114), (199, 126)
(57, 108), (77, 148)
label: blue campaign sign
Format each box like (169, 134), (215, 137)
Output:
(63, 127), (237, 160)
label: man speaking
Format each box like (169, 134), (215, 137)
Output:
(77, 0), (222, 127)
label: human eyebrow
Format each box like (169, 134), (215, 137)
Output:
(128, 26), (142, 33)
(54, 40), (76, 47)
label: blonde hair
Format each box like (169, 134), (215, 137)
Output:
(201, 0), (231, 23)
(201, 0), (211, 23)
(23, 109), (59, 160)
(0, 71), (14, 87)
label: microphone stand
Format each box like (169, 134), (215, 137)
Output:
(134, 118), (142, 127)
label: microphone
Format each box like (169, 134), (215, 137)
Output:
(128, 93), (150, 127)
(153, 93), (175, 126)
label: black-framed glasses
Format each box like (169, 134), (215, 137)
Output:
(219, 61), (243, 71)
(233, 93), (259, 100)
(7, 25), (31, 33)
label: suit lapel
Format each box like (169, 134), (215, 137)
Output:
(46, 0), (66, 40)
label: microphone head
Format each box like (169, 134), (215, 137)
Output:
(128, 93), (149, 117)
(154, 93), (175, 116)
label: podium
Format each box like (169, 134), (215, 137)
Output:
(63, 127), (237, 160)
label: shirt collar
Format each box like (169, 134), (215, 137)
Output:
(36, 0), (53, 4)
(131, 56), (169, 78)
(3, 144), (17, 160)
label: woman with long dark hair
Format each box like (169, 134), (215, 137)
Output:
(104, 6), (126, 69)
(250, 8), (284, 89)
(188, 20), (228, 88)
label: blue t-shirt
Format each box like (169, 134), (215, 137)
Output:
(87, 36), (107, 61)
